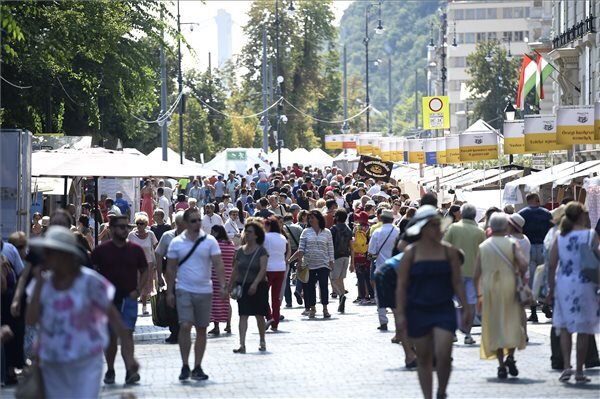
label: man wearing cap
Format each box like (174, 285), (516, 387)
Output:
(367, 209), (400, 330)
(518, 193), (553, 322)
(443, 203), (486, 345)
(92, 215), (148, 385)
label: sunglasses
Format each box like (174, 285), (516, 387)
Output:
(188, 218), (201, 223)
(136, 222), (147, 226)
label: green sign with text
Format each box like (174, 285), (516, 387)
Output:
(226, 150), (247, 161)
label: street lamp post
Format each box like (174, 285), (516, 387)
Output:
(177, 0), (183, 164)
(504, 101), (516, 164)
(363, 1), (383, 132)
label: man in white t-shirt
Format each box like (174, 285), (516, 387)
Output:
(201, 203), (223, 235)
(166, 208), (226, 382)
(157, 187), (171, 222)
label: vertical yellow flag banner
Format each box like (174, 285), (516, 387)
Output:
(556, 105), (597, 144)
(325, 135), (343, 150)
(422, 96), (450, 130)
(408, 139), (425, 164)
(459, 132), (498, 162)
(503, 120), (527, 154)
(595, 102), (600, 141)
(524, 115), (570, 152)
(445, 136), (460, 163)
(436, 137), (447, 164)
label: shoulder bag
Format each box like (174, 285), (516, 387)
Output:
(580, 230), (600, 284)
(489, 240), (533, 306)
(178, 235), (207, 267)
(230, 247), (261, 300)
(15, 358), (44, 399)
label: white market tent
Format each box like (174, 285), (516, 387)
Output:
(203, 148), (270, 175)
(146, 147), (219, 177)
(307, 148), (335, 168)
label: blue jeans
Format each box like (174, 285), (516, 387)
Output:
(529, 244), (544, 289)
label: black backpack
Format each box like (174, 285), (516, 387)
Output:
(331, 224), (352, 258)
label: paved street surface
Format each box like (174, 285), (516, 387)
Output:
(4, 284), (600, 399)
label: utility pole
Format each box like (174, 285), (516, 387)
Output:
(159, 12), (168, 162)
(364, 7), (370, 132)
(387, 57), (392, 136)
(177, 0), (184, 164)
(275, 0), (282, 170)
(261, 26), (269, 153)
(415, 69), (418, 130)
(342, 45), (349, 135)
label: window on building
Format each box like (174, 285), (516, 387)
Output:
(465, 9), (475, 20)
(449, 57), (466, 68)
(449, 80), (462, 91)
(464, 33), (475, 43)
(533, 28), (542, 41)
(514, 7), (524, 18)
(476, 8), (486, 19)
(454, 9), (464, 20)
(476, 32), (488, 42)
(487, 8), (497, 19)
(514, 31), (524, 41)
(488, 32), (497, 40)
(533, 0), (542, 7)
(503, 31), (513, 41)
(503, 8), (513, 19)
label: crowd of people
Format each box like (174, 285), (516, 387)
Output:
(1, 162), (600, 399)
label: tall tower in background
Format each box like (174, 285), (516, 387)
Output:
(215, 9), (232, 67)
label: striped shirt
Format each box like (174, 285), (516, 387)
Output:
(298, 227), (334, 270)
(210, 240), (235, 323)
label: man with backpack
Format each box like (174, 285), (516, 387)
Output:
(330, 209), (353, 313)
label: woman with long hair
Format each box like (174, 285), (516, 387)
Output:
(547, 202), (600, 383)
(296, 210), (334, 319)
(127, 214), (158, 315)
(263, 216), (291, 331)
(395, 205), (469, 399)
(208, 225), (234, 336)
(230, 221), (269, 353)
(141, 179), (155, 225)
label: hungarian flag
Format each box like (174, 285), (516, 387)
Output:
(536, 52), (553, 101)
(517, 56), (537, 111)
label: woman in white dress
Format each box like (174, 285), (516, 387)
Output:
(547, 202), (600, 383)
(127, 213), (157, 315)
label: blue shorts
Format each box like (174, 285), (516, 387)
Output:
(118, 297), (138, 331)
(463, 277), (477, 305)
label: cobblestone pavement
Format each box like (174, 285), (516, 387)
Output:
(4, 283), (600, 399)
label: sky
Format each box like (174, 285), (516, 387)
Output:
(169, 0), (353, 71)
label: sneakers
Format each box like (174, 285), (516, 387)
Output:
(377, 323), (388, 331)
(301, 309), (309, 316)
(179, 365), (191, 381)
(368, 299), (377, 305)
(165, 334), (178, 344)
(125, 369), (141, 385)
(294, 291), (303, 305)
(338, 295), (346, 313)
(191, 366), (209, 381)
(352, 297), (362, 304)
(464, 335), (476, 345)
(103, 369), (115, 385)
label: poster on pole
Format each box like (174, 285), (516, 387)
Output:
(503, 120), (527, 154)
(357, 155), (393, 182)
(436, 137), (447, 164)
(556, 105), (597, 144)
(424, 139), (437, 165)
(445, 135), (460, 164)
(595, 102), (600, 141)
(524, 115), (569, 152)
(408, 139), (425, 164)
(341, 134), (357, 149)
(325, 135), (343, 150)
(422, 96), (450, 130)
(459, 132), (499, 162)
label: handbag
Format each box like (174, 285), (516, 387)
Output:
(296, 265), (310, 283)
(580, 230), (600, 284)
(230, 247), (260, 300)
(15, 360), (45, 399)
(489, 240), (534, 306)
(151, 288), (177, 327)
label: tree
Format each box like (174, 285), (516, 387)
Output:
(465, 40), (520, 130)
(168, 97), (215, 162)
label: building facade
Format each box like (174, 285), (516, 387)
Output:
(215, 9), (233, 67)
(441, 0), (553, 133)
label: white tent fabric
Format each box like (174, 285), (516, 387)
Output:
(31, 177), (73, 195)
(203, 148), (270, 175)
(307, 148), (335, 168)
(146, 147), (219, 177)
(268, 148), (293, 165)
(32, 149), (205, 178)
(502, 162), (578, 204)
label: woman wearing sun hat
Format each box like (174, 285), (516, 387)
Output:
(395, 205), (469, 399)
(26, 226), (138, 398)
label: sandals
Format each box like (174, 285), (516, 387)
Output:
(558, 368), (572, 382)
(259, 341), (266, 352)
(575, 373), (591, 384)
(233, 346), (246, 354)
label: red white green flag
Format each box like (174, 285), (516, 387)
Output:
(517, 56), (537, 111)
(536, 52), (553, 101)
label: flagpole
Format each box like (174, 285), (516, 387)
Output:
(531, 50), (581, 93)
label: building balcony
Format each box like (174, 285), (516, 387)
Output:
(552, 15), (596, 49)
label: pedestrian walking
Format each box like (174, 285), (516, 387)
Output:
(28, 226), (138, 397)
(330, 209), (353, 313)
(208, 225), (234, 336)
(474, 213), (528, 379)
(128, 213), (158, 316)
(263, 216), (291, 331)
(395, 205), (469, 399)
(547, 202), (600, 383)
(166, 208), (227, 381)
(230, 220), (270, 353)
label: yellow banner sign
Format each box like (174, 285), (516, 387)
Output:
(459, 132), (498, 162)
(408, 139), (425, 164)
(524, 115), (570, 152)
(422, 96), (450, 130)
(503, 120), (528, 154)
(595, 102), (600, 141)
(445, 136), (460, 163)
(325, 135), (343, 150)
(436, 137), (447, 164)
(556, 105), (597, 144)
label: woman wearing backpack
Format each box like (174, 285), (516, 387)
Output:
(350, 211), (374, 304)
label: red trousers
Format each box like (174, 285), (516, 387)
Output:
(266, 271), (286, 328)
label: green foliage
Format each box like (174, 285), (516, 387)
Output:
(0, 0), (178, 153)
(237, 0), (341, 150)
(465, 40), (520, 130)
(339, 0), (440, 134)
